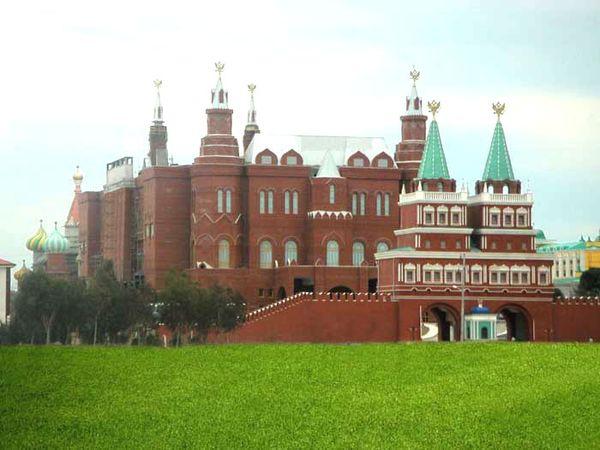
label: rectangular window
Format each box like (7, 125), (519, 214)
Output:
(455, 271), (462, 283)
(353, 158), (364, 167)
(225, 190), (232, 213)
(284, 191), (290, 214)
(406, 270), (414, 283)
(287, 156), (297, 165)
(521, 242), (527, 250)
(518, 214), (526, 226)
(352, 193), (357, 215)
(360, 193), (366, 216)
(433, 271), (441, 283)
(491, 214), (499, 226)
(446, 271), (454, 283)
(504, 214), (513, 226)
(521, 272), (529, 284)
(258, 288), (264, 297)
(377, 158), (388, 168)
(329, 185), (335, 204)
(539, 273), (548, 285)
(424, 240), (431, 249)
(452, 212), (460, 225)
(491, 272), (498, 284)
(425, 212), (433, 225)
(507, 242), (512, 250)
(217, 189), (223, 213)
(440, 240), (446, 249)
(267, 191), (274, 214)
(456, 240), (462, 250)
(376, 194), (382, 216)
(438, 212), (447, 225)
(384, 194), (390, 216)
(259, 191), (265, 214)
(500, 272), (508, 284)
(260, 155), (272, 165)
(512, 272), (520, 284)
(472, 272), (481, 284)
(424, 271), (432, 282)
(293, 192), (298, 214)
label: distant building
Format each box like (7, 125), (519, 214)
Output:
(537, 232), (600, 296)
(0, 258), (15, 323)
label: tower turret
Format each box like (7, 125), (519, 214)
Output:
(475, 103), (520, 194)
(243, 83), (260, 152)
(198, 62), (240, 159)
(395, 68), (428, 188)
(148, 79), (169, 167)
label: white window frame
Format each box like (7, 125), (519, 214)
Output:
(352, 241), (365, 266)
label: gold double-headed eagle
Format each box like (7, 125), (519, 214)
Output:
(428, 100), (440, 118)
(492, 102), (505, 119)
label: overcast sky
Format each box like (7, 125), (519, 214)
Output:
(1, 0), (599, 269)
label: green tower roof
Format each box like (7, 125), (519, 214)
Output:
(417, 120), (450, 180)
(482, 120), (515, 181)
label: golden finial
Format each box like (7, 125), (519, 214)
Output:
(428, 100), (440, 119)
(409, 67), (420, 86)
(492, 102), (505, 121)
(215, 62), (225, 77)
(248, 83), (256, 94)
(153, 79), (162, 89)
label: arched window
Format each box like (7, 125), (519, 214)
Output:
(360, 192), (366, 215)
(352, 241), (365, 266)
(285, 241), (297, 265)
(217, 189), (224, 213)
(326, 240), (339, 266)
(267, 191), (274, 214)
(292, 191), (299, 214)
(376, 193), (382, 216)
(225, 190), (232, 213)
(218, 239), (230, 268)
(502, 184), (509, 194)
(437, 182), (444, 192)
(259, 190), (265, 214)
(377, 242), (389, 253)
(352, 193), (358, 215)
(384, 193), (390, 216)
(284, 191), (291, 214)
(259, 240), (272, 268)
(329, 184), (336, 204)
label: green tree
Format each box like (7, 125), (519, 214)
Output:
(158, 270), (199, 346)
(209, 284), (245, 332)
(578, 268), (600, 296)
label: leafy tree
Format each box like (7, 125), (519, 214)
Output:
(209, 284), (245, 332)
(88, 260), (121, 345)
(578, 268), (600, 296)
(158, 270), (200, 346)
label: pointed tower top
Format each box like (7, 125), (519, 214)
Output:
(482, 104), (515, 181)
(153, 79), (163, 123)
(73, 165), (83, 193)
(405, 67), (423, 116)
(316, 150), (341, 178)
(417, 101), (450, 180)
(211, 62), (229, 109)
(247, 83), (257, 125)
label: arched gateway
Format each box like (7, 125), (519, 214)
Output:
(422, 304), (459, 342)
(497, 305), (530, 341)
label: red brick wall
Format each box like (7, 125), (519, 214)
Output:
(101, 188), (133, 281)
(78, 191), (102, 278)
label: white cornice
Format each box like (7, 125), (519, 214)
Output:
(473, 228), (537, 236)
(394, 227), (473, 236)
(375, 249), (553, 261)
(399, 190), (469, 206)
(468, 192), (533, 206)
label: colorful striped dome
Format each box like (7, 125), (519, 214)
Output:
(26, 220), (47, 252)
(43, 222), (69, 254)
(14, 260), (30, 282)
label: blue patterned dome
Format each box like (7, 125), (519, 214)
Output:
(471, 304), (490, 314)
(43, 222), (69, 254)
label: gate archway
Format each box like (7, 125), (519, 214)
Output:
(423, 304), (459, 342)
(497, 305), (531, 341)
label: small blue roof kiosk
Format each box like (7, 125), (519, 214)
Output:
(465, 304), (497, 341)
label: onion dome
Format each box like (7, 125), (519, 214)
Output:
(14, 260), (30, 282)
(73, 165), (83, 193)
(471, 304), (490, 314)
(43, 222), (69, 254)
(26, 220), (47, 252)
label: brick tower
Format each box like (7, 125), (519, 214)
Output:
(395, 68), (428, 192)
(197, 62), (240, 160)
(148, 80), (169, 167)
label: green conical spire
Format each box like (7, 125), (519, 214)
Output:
(417, 116), (450, 180)
(482, 105), (515, 181)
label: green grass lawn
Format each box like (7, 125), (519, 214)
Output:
(1, 343), (599, 449)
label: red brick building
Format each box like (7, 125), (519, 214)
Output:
(72, 66), (599, 342)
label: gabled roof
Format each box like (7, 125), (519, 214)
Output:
(245, 134), (390, 166)
(417, 120), (450, 180)
(0, 258), (15, 267)
(482, 121), (515, 181)
(66, 192), (80, 226)
(315, 150), (341, 178)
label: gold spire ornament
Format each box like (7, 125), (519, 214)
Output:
(492, 102), (505, 121)
(409, 67), (420, 86)
(153, 79), (162, 90)
(428, 100), (440, 119)
(248, 83), (256, 94)
(215, 62), (225, 78)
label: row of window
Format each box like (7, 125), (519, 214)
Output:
(351, 192), (391, 216)
(258, 190), (300, 214)
(255, 149), (393, 168)
(486, 207), (529, 228)
(399, 264), (551, 286)
(422, 205), (464, 226)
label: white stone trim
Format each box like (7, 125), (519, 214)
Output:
(395, 227), (473, 236)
